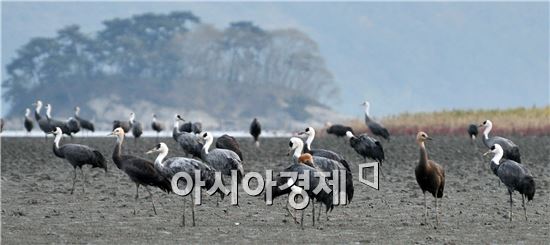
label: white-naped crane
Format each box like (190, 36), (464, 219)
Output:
(479, 120), (521, 163)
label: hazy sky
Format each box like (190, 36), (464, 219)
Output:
(2, 2), (548, 117)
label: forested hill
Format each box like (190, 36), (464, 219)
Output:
(2, 11), (343, 130)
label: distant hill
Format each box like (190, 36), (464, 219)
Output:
(2, 11), (341, 130)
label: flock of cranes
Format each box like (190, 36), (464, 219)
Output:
(17, 99), (537, 227)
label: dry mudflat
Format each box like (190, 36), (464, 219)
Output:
(2, 135), (549, 244)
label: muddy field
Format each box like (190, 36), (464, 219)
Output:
(2, 135), (549, 244)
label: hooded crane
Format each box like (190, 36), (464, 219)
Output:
(216, 134), (243, 161)
(109, 127), (171, 215)
(24, 108), (34, 133)
(345, 131), (385, 166)
(362, 101), (390, 141)
(146, 142), (225, 226)
(151, 114), (165, 140)
(131, 114), (143, 142)
(44, 104), (73, 137)
(479, 120), (521, 163)
(250, 118), (261, 147)
(467, 124), (478, 144)
(299, 127), (350, 171)
(270, 153), (334, 228)
(415, 131), (445, 225)
(66, 117), (81, 136)
(178, 120), (202, 134)
(289, 137), (353, 222)
(74, 106), (95, 133)
(50, 127), (107, 194)
(32, 100), (52, 140)
(483, 144), (535, 221)
(112, 112), (134, 133)
(199, 131), (244, 183)
(325, 123), (353, 138)
(172, 114), (202, 158)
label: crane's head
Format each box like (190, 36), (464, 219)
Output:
(146, 142), (168, 155)
(109, 127), (125, 138)
(201, 131), (213, 143)
(345, 131), (355, 139)
(25, 108), (31, 115)
(416, 131), (432, 143)
(50, 127), (63, 135)
(479, 119), (492, 128)
(298, 153), (314, 167)
(298, 127), (315, 137)
(287, 137), (303, 156)
(176, 114), (185, 121)
(361, 101), (370, 107)
(152, 113), (157, 118)
(32, 100), (42, 107)
(483, 144), (503, 156)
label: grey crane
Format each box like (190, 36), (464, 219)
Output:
(146, 142), (225, 226)
(467, 124), (478, 144)
(109, 127), (171, 215)
(345, 131), (385, 166)
(172, 114), (203, 158)
(270, 153), (334, 228)
(112, 112), (133, 133)
(325, 122), (353, 138)
(299, 127), (350, 171)
(44, 103), (72, 137)
(131, 115), (143, 143)
(415, 132), (445, 225)
(32, 100), (52, 140)
(250, 118), (261, 147)
(192, 122), (202, 134)
(151, 114), (165, 140)
(199, 131), (244, 183)
(479, 120), (521, 163)
(483, 144), (535, 221)
(362, 101), (390, 141)
(74, 106), (95, 133)
(216, 134), (243, 161)
(50, 127), (107, 194)
(66, 117), (81, 135)
(24, 108), (34, 133)
(289, 137), (353, 223)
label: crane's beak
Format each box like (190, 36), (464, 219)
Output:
(287, 148), (292, 156)
(297, 131), (305, 136)
(107, 132), (115, 136)
(478, 124), (484, 127)
(482, 150), (492, 156)
(145, 149), (156, 154)
(426, 137), (433, 141)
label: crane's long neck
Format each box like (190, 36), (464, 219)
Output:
(153, 116), (157, 123)
(75, 108), (80, 116)
(112, 136), (124, 168)
(46, 106), (52, 119)
(293, 142), (304, 160)
(305, 134), (314, 152)
(491, 150), (503, 166)
(52, 133), (64, 158)
(418, 142), (428, 166)
(25, 110), (30, 118)
(172, 120), (181, 140)
(364, 105), (370, 117)
(483, 124), (492, 140)
(155, 149), (168, 168)
(34, 104), (42, 120)
(202, 136), (213, 155)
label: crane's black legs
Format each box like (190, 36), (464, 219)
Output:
(80, 168), (86, 193)
(182, 197), (186, 227)
(285, 202), (299, 224)
(435, 190), (439, 225)
(134, 184), (139, 215)
(312, 200), (315, 226)
(508, 191), (513, 222)
(318, 203), (322, 221)
(522, 195), (527, 221)
(191, 192), (195, 227)
(146, 187), (157, 215)
(423, 192), (428, 224)
(71, 168), (77, 195)
(300, 208), (305, 229)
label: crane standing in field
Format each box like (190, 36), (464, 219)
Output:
(467, 124), (478, 144)
(24, 108), (34, 133)
(50, 127), (107, 194)
(362, 101), (390, 141)
(250, 118), (261, 147)
(479, 120), (521, 163)
(415, 131), (445, 225)
(151, 114), (165, 141)
(483, 144), (535, 221)
(74, 106), (95, 134)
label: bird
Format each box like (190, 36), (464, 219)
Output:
(146, 142), (225, 226)
(179, 121), (193, 133)
(192, 122), (202, 134)
(216, 134), (243, 161)
(0, 118), (4, 133)
(32, 100), (53, 139)
(50, 127), (107, 194)
(172, 114), (203, 158)
(199, 131), (244, 183)
(44, 103), (72, 137)
(483, 144), (535, 221)
(289, 137), (353, 221)
(24, 108), (34, 133)
(151, 114), (165, 140)
(467, 124), (478, 145)
(345, 131), (385, 166)
(250, 118), (261, 147)
(362, 101), (390, 141)
(131, 114), (143, 143)
(66, 117), (81, 135)
(74, 106), (95, 133)
(109, 127), (171, 215)
(479, 120), (521, 163)
(112, 112), (133, 133)
(325, 123), (354, 138)
(414, 131), (445, 225)
(299, 127), (351, 171)
(270, 153), (334, 228)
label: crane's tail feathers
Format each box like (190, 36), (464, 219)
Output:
(92, 150), (108, 172)
(521, 176), (535, 201)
